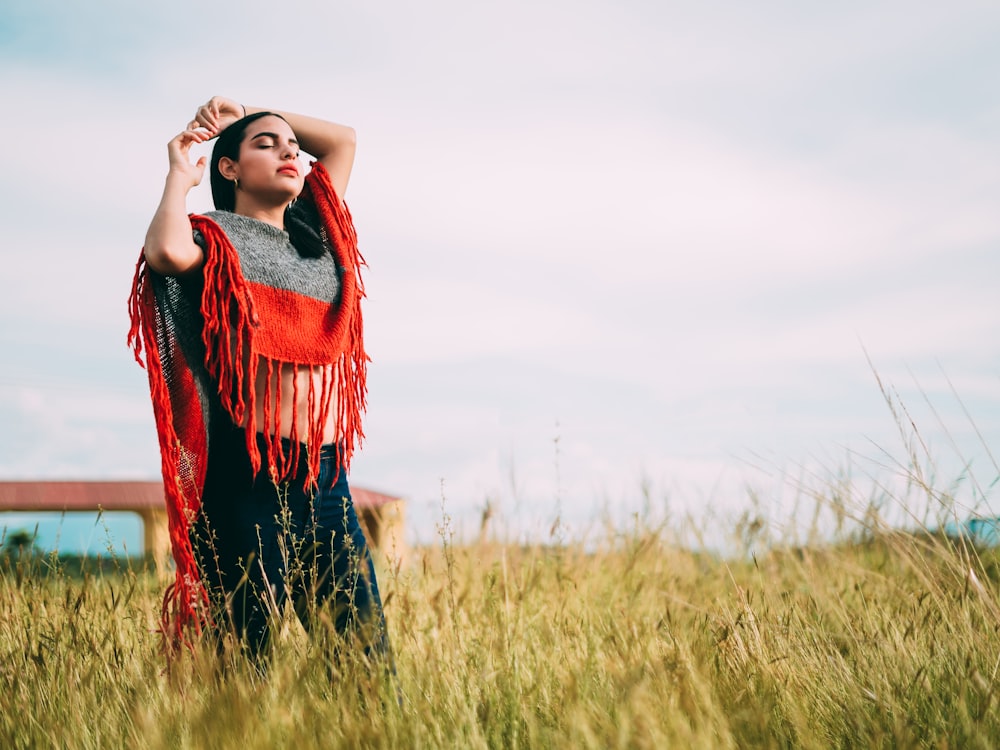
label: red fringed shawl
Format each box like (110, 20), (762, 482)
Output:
(127, 163), (368, 653)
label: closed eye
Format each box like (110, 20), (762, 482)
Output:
(251, 134), (299, 157)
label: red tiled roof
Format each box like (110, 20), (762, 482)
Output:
(0, 481), (401, 512)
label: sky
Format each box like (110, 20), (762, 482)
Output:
(0, 0), (998, 554)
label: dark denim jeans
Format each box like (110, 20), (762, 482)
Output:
(192, 424), (392, 666)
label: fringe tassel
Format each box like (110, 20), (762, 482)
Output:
(288, 366), (302, 474)
(301, 163), (370, 484)
(197, 220), (259, 425)
(128, 253), (212, 655)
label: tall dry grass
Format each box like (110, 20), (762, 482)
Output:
(2, 372), (996, 748)
(2, 504), (1000, 748)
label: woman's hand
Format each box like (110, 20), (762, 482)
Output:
(166, 128), (211, 190)
(188, 96), (245, 136)
(144, 127), (212, 275)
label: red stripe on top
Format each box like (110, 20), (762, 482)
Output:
(248, 281), (348, 364)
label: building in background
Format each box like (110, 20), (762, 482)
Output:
(0, 480), (406, 572)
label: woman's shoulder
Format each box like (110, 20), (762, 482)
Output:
(198, 210), (288, 240)
(195, 207), (316, 234)
(191, 211), (282, 258)
(196, 210), (250, 231)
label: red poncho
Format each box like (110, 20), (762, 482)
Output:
(127, 163), (368, 652)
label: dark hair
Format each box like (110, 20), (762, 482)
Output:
(209, 111), (325, 257)
(209, 111), (277, 211)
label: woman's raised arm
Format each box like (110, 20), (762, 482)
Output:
(143, 128), (210, 276)
(191, 96), (357, 200)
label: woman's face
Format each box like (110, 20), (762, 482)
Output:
(231, 115), (304, 204)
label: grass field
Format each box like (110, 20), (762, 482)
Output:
(2, 490), (1000, 750)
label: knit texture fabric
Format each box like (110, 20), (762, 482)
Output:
(128, 162), (368, 653)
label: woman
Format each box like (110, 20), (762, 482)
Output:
(129, 96), (391, 667)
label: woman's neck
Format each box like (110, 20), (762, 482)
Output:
(233, 199), (288, 230)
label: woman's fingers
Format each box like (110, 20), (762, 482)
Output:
(189, 108), (215, 133)
(170, 128), (210, 150)
(204, 102), (220, 130)
(185, 101), (220, 133)
(190, 96), (242, 135)
(167, 129), (211, 171)
(193, 99), (221, 132)
(192, 155), (207, 181)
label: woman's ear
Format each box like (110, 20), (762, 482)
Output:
(217, 156), (238, 181)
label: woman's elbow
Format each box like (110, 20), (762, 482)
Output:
(143, 240), (202, 276)
(325, 124), (356, 154)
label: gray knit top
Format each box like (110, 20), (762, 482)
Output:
(195, 207), (341, 305)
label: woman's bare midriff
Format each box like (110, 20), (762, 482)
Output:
(239, 359), (339, 444)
